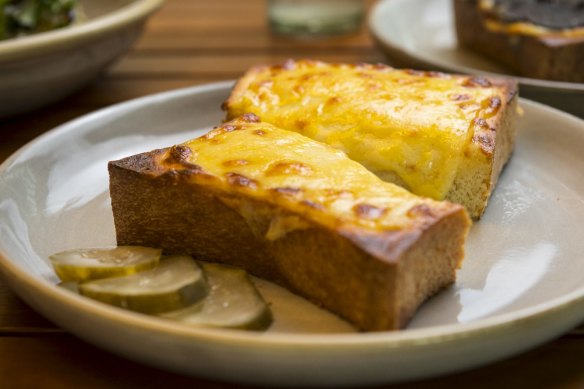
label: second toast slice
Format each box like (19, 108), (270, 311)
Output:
(224, 60), (518, 219)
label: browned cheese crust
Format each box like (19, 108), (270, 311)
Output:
(454, 0), (584, 82)
(108, 116), (471, 331)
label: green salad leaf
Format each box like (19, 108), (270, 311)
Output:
(1, 0), (77, 40)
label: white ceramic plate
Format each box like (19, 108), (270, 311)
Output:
(0, 82), (583, 387)
(368, 0), (584, 117)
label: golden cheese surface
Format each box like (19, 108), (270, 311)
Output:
(225, 60), (505, 200)
(158, 115), (462, 236)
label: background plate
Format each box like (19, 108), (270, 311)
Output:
(368, 0), (584, 117)
(0, 82), (583, 387)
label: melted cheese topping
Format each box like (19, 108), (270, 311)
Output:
(163, 118), (458, 235)
(226, 60), (502, 200)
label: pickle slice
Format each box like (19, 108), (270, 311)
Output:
(50, 246), (161, 282)
(78, 256), (208, 314)
(161, 262), (273, 330)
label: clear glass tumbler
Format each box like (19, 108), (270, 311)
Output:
(267, 0), (365, 37)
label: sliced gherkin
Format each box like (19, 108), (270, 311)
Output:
(50, 246), (161, 282)
(161, 262), (273, 331)
(78, 255), (208, 314)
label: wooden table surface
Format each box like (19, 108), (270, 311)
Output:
(1, 1), (583, 388)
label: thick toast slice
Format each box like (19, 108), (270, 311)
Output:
(108, 115), (471, 331)
(223, 60), (518, 219)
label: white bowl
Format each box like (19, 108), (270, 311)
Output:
(0, 0), (163, 119)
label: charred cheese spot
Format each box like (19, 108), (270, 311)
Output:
(473, 118), (489, 129)
(407, 204), (437, 219)
(169, 145), (191, 163)
(225, 172), (258, 189)
(271, 187), (302, 196)
(241, 113), (260, 123)
(201, 130), (221, 141)
(473, 133), (495, 154)
(223, 124), (239, 132)
(161, 146), (202, 171)
(485, 96), (502, 115)
(426, 71), (446, 78)
(353, 204), (386, 219)
(450, 93), (471, 101)
(404, 69), (425, 76)
(462, 76), (492, 88)
(266, 161), (313, 176)
(253, 130), (267, 136)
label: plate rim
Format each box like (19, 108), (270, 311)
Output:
(368, 0), (584, 93)
(0, 81), (583, 349)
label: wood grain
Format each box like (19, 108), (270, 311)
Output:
(0, 334), (582, 389)
(0, 0), (582, 387)
(0, 280), (60, 333)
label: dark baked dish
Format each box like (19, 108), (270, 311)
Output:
(454, 0), (584, 82)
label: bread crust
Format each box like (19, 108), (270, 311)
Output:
(454, 0), (584, 82)
(447, 77), (517, 218)
(108, 118), (471, 331)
